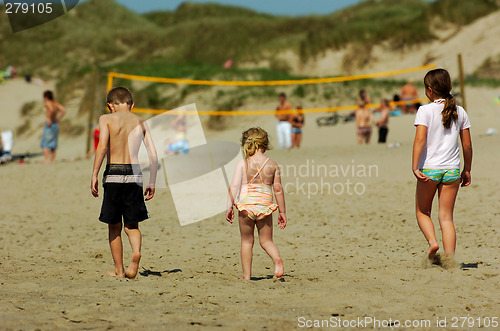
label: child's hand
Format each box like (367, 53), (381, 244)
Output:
(226, 208), (234, 224)
(144, 185), (155, 201)
(91, 176), (99, 197)
(460, 170), (471, 187)
(412, 169), (429, 182)
(278, 212), (287, 229)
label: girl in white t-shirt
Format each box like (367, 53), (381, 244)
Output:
(412, 68), (473, 262)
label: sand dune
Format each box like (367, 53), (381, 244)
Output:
(283, 11), (500, 79)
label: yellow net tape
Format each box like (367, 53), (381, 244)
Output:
(108, 64), (434, 116)
(107, 64), (436, 90)
(131, 98), (428, 116)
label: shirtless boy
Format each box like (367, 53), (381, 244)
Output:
(275, 92), (292, 149)
(91, 87), (158, 279)
(376, 99), (390, 143)
(41, 91), (66, 163)
(401, 80), (419, 114)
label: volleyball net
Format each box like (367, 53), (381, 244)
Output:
(106, 64), (436, 116)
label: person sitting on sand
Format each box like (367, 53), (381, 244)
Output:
(164, 137), (190, 155)
(355, 93), (373, 145)
(41, 91), (66, 164)
(91, 87), (158, 279)
(226, 127), (287, 280)
(412, 69), (472, 263)
(164, 112), (190, 155)
(291, 105), (305, 149)
(375, 99), (390, 144)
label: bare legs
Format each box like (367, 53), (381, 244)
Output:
(416, 179), (460, 260)
(107, 223), (124, 277)
(291, 133), (302, 148)
(238, 213), (284, 280)
(239, 214), (254, 280)
(437, 181), (459, 256)
(42, 147), (56, 163)
(257, 215), (284, 279)
(107, 222), (142, 278)
(357, 132), (371, 145)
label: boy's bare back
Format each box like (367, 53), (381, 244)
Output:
(100, 111), (146, 165)
(92, 90), (157, 200)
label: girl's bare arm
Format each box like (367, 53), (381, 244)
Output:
(273, 164), (287, 229)
(273, 165), (286, 214)
(226, 161), (243, 223)
(412, 125), (429, 181)
(459, 128), (473, 186)
(227, 161), (243, 209)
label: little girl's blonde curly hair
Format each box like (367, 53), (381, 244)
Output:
(241, 127), (270, 158)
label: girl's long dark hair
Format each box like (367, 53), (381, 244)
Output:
(424, 69), (457, 129)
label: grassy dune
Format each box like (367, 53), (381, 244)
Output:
(1, 0), (498, 79)
(1, 0), (499, 116)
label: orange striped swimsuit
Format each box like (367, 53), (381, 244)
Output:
(235, 157), (278, 221)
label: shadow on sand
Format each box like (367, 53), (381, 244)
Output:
(139, 268), (182, 277)
(460, 262), (480, 270)
(250, 274), (291, 282)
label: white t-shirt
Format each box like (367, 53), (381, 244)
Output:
(414, 100), (471, 169)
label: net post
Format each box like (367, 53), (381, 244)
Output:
(458, 53), (467, 110)
(86, 67), (98, 156)
(106, 72), (114, 92)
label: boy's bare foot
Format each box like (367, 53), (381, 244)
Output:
(427, 242), (439, 261)
(125, 253), (141, 279)
(106, 269), (124, 278)
(274, 257), (284, 279)
(239, 276), (251, 280)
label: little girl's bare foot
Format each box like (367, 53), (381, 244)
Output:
(239, 276), (251, 281)
(106, 269), (124, 278)
(427, 242), (439, 261)
(125, 253), (141, 279)
(274, 257), (284, 279)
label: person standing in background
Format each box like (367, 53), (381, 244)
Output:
(275, 92), (292, 149)
(291, 105), (305, 148)
(401, 80), (419, 114)
(376, 99), (390, 143)
(41, 90), (66, 163)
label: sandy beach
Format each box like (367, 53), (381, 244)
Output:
(0, 75), (499, 330)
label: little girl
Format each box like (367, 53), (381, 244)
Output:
(226, 127), (287, 280)
(412, 68), (473, 261)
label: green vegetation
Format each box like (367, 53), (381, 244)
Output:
(428, 0), (499, 25)
(15, 120), (31, 136)
(19, 101), (40, 117)
(1, 0), (498, 82)
(1, 0), (499, 127)
(474, 55), (500, 81)
(59, 119), (85, 136)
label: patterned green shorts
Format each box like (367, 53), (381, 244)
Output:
(420, 169), (460, 183)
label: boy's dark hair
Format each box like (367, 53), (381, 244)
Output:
(106, 87), (133, 109)
(279, 92), (286, 98)
(43, 90), (54, 100)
